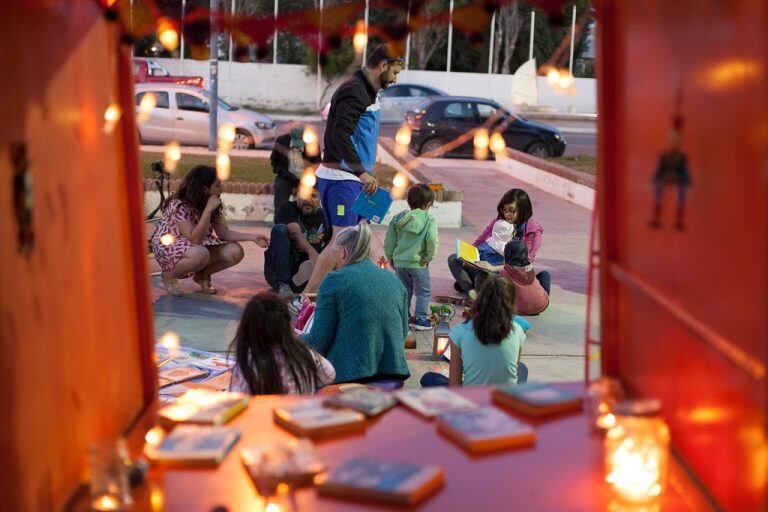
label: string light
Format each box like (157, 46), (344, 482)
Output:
(218, 122), (236, 151)
(216, 153), (231, 180)
(157, 18), (179, 52)
(473, 128), (489, 160)
(390, 172), (409, 200)
(353, 20), (367, 54)
(395, 125), (411, 157)
(303, 126), (319, 157)
(160, 234), (176, 246)
(297, 167), (317, 200)
(144, 427), (165, 447)
(546, 67), (561, 85)
(103, 103), (122, 134)
(137, 93), (157, 125)
(164, 141), (181, 173)
(489, 132), (506, 157)
(159, 332), (180, 357)
(558, 70), (575, 89)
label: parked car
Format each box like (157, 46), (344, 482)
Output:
(320, 83), (447, 123)
(134, 58), (204, 87)
(406, 97), (566, 158)
(134, 83), (276, 149)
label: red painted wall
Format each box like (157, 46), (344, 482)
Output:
(0, 3), (156, 511)
(597, 1), (767, 510)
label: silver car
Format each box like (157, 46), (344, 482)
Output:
(134, 83), (277, 149)
(321, 83), (447, 123)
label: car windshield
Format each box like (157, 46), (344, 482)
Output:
(200, 90), (238, 111)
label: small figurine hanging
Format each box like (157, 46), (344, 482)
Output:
(650, 94), (691, 230)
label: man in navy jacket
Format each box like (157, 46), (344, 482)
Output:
(304, 44), (404, 293)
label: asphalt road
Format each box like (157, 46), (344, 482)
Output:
(274, 119), (596, 157)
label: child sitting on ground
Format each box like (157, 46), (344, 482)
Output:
(501, 240), (551, 315)
(476, 217), (515, 266)
(229, 291), (335, 394)
(420, 276), (528, 387)
(384, 184), (439, 331)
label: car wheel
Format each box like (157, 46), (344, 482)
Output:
(420, 138), (445, 157)
(526, 141), (553, 158)
(232, 130), (253, 151)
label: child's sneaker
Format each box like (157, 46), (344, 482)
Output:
(411, 316), (432, 331)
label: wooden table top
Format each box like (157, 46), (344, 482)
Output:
(119, 383), (709, 511)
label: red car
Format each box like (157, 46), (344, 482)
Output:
(134, 58), (204, 88)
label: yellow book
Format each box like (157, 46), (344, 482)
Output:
(455, 239), (502, 273)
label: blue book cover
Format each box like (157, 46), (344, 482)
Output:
(351, 188), (393, 224)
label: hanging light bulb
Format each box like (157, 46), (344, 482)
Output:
(303, 126), (319, 157)
(490, 132), (506, 158)
(353, 20), (367, 55)
(216, 153), (231, 180)
(159, 331), (180, 357)
(103, 103), (122, 134)
(218, 122), (236, 151)
(137, 92), (157, 125)
(395, 125), (411, 157)
(474, 128), (490, 160)
(297, 167), (317, 200)
(160, 233), (176, 246)
(558, 70), (575, 89)
(157, 18), (179, 52)
(546, 67), (561, 85)
(163, 141), (181, 173)
(390, 172), (409, 200)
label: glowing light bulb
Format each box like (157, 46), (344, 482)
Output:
(160, 233), (176, 246)
(164, 141), (181, 173)
(218, 122), (236, 151)
(157, 18), (179, 52)
(558, 70), (575, 89)
(159, 332), (180, 356)
(395, 125), (412, 146)
(216, 153), (231, 180)
(137, 92), (157, 124)
(92, 494), (119, 511)
(489, 132), (506, 155)
(474, 128), (489, 160)
(392, 172), (408, 189)
(144, 427), (165, 447)
(302, 127), (318, 145)
(353, 20), (367, 54)
(547, 67), (561, 85)
(103, 103), (122, 134)
(300, 169), (317, 188)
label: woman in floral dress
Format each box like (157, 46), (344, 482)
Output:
(152, 165), (269, 296)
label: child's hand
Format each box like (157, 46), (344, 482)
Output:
(420, 258), (431, 267)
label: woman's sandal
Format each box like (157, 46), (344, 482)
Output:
(162, 276), (184, 297)
(193, 274), (217, 295)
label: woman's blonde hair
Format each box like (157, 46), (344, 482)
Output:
(333, 222), (371, 266)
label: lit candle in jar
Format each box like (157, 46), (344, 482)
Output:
(92, 493), (120, 511)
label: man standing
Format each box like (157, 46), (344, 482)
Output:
(304, 44), (404, 292)
(270, 126), (321, 213)
(264, 187), (329, 300)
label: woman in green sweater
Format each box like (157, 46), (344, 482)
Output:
(301, 223), (411, 384)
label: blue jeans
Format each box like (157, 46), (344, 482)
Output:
(419, 362), (529, 387)
(395, 267), (431, 318)
(535, 270), (551, 295)
(264, 224), (308, 292)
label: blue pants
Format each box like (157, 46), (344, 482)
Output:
(419, 362), (529, 387)
(264, 224), (308, 292)
(477, 243), (504, 266)
(395, 267), (431, 318)
(317, 177), (363, 228)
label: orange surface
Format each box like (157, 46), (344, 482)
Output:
(596, 1), (768, 510)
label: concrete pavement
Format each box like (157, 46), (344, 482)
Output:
(149, 154), (591, 387)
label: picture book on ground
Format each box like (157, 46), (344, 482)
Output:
(315, 458), (445, 506)
(324, 387), (398, 417)
(273, 399), (366, 438)
(158, 366), (209, 388)
(455, 239), (502, 273)
(351, 187), (394, 224)
(159, 389), (248, 426)
(394, 388), (478, 419)
(147, 425), (240, 466)
(492, 382), (583, 417)
(435, 407), (536, 453)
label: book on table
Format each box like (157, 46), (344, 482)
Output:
(435, 406), (536, 453)
(146, 425), (240, 466)
(351, 187), (393, 224)
(455, 239), (502, 273)
(315, 458), (445, 506)
(492, 382), (583, 417)
(273, 398), (366, 438)
(394, 388), (478, 419)
(158, 389), (248, 427)
(157, 366), (209, 388)
(241, 440), (326, 491)
(324, 387), (398, 417)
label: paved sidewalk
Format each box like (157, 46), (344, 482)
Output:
(149, 155), (591, 388)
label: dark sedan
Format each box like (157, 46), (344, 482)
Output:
(405, 97), (566, 158)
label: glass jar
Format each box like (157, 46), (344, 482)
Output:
(604, 399), (670, 503)
(88, 438), (133, 511)
(586, 376), (625, 432)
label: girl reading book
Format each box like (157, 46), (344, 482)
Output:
(229, 292), (335, 394)
(420, 276), (528, 387)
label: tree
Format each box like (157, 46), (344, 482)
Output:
(408, 0), (449, 70)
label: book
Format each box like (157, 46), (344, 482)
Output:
(394, 388), (478, 419)
(435, 407), (536, 453)
(351, 187), (393, 224)
(273, 399), (366, 438)
(492, 382), (583, 417)
(158, 366), (209, 388)
(315, 458), (444, 506)
(456, 239), (503, 273)
(158, 389), (248, 426)
(241, 440), (325, 491)
(147, 425), (240, 466)
(324, 387), (398, 417)
(186, 371), (233, 392)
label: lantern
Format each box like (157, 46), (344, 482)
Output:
(604, 399), (670, 503)
(432, 304), (455, 359)
(586, 376), (626, 432)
